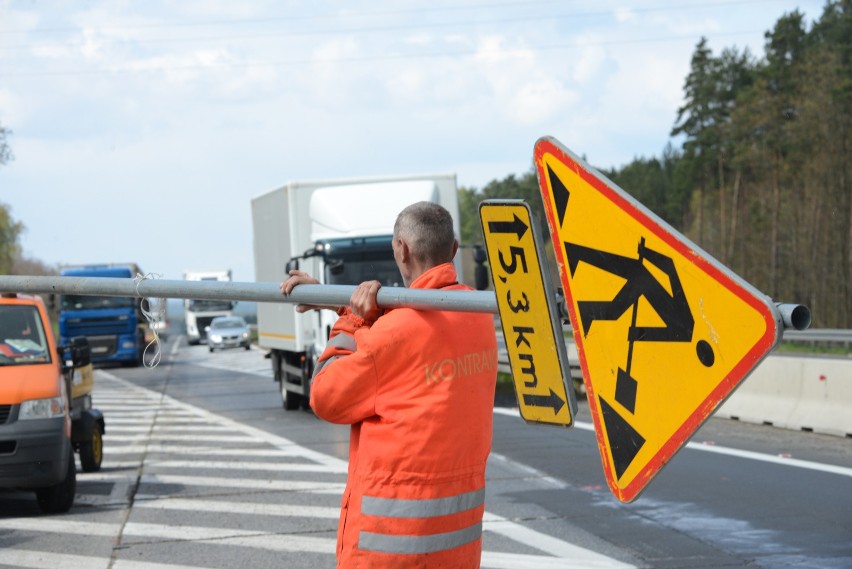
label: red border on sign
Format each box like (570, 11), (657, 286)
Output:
(533, 137), (777, 502)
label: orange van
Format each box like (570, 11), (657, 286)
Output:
(0, 293), (101, 513)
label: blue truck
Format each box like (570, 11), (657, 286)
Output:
(58, 264), (149, 367)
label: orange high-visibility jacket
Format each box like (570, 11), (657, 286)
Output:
(310, 263), (498, 569)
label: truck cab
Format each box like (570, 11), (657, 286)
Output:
(0, 293), (99, 513)
(58, 264), (148, 367)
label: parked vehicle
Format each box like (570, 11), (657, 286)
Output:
(184, 270), (235, 345)
(0, 293), (104, 514)
(206, 316), (251, 352)
(58, 264), (150, 367)
(252, 173), (465, 410)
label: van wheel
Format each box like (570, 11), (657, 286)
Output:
(79, 428), (103, 472)
(36, 447), (76, 514)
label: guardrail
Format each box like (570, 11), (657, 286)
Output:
(496, 327), (852, 436)
(780, 329), (852, 346)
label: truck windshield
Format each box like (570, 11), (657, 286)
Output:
(188, 300), (233, 312)
(60, 295), (137, 310)
(321, 236), (404, 287)
(0, 305), (51, 366)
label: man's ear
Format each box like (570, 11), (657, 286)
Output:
(397, 237), (411, 263)
(451, 239), (459, 260)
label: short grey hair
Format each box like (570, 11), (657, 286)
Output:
(394, 202), (456, 266)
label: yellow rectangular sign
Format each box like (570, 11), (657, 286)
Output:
(479, 200), (577, 427)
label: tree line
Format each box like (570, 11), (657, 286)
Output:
(459, 1), (850, 329)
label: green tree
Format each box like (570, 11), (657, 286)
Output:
(0, 122), (23, 275)
(604, 143), (686, 228)
(0, 203), (24, 275)
(672, 39), (754, 261)
(0, 122), (11, 166)
(457, 168), (547, 246)
(671, 37), (718, 244)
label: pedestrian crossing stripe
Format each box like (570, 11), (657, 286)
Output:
(533, 136), (780, 503)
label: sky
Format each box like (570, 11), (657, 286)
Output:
(0, 0), (828, 283)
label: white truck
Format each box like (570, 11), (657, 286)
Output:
(252, 173), (463, 410)
(183, 270), (236, 345)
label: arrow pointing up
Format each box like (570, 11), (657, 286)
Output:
(522, 389), (566, 415)
(488, 214), (529, 240)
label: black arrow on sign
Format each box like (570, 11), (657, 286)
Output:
(523, 389), (566, 415)
(488, 214), (528, 240)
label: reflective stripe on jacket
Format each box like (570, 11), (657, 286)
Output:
(310, 263), (498, 569)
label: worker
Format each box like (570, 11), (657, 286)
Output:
(280, 201), (498, 568)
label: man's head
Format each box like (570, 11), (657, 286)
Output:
(393, 201), (458, 286)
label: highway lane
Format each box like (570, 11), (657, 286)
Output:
(0, 336), (848, 568)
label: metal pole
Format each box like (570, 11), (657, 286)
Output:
(0, 275), (809, 328)
(0, 275), (499, 314)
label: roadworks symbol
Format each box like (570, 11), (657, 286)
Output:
(567, 235), (715, 479)
(534, 136), (777, 502)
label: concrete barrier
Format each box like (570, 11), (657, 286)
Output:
(716, 354), (852, 438)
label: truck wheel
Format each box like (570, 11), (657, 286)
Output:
(136, 332), (146, 367)
(282, 383), (302, 411)
(35, 447), (76, 514)
(79, 428), (103, 472)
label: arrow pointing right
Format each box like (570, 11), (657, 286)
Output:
(487, 214), (529, 240)
(522, 388), (566, 415)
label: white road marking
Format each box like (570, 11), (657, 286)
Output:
(141, 459), (347, 473)
(139, 473), (346, 494)
(102, 445), (310, 457)
(133, 495), (340, 518)
(493, 407), (852, 478)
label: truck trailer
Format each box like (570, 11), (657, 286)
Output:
(252, 173), (462, 410)
(183, 270), (235, 345)
(58, 264), (149, 367)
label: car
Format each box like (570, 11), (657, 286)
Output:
(205, 316), (251, 352)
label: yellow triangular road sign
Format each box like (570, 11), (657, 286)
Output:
(534, 136), (781, 502)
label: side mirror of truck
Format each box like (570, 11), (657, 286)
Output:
(327, 259), (344, 276)
(69, 336), (91, 367)
(473, 245), (489, 291)
(285, 259), (299, 273)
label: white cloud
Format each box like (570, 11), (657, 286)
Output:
(614, 7), (637, 23)
(473, 35), (578, 126)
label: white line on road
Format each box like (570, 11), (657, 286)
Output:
(133, 495), (340, 518)
(142, 459), (347, 473)
(483, 512), (634, 568)
(493, 408), (852, 478)
(139, 473), (346, 494)
(102, 445), (310, 457)
(106, 434), (261, 443)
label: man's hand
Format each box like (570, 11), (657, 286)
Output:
(350, 280), (383, 324)
(280, 270), (338, 313)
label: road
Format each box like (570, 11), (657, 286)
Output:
(0, 337), (849, 568)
